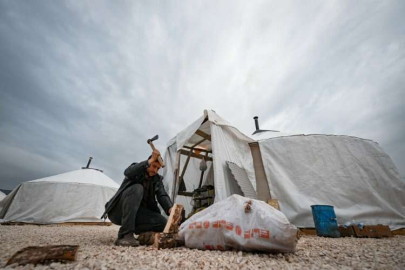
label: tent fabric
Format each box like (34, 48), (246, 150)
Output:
(0, 191), (5, 202)
(163, 110), (255, 216)
(29, 169), (118, 188)
(0, 169), (119, 224)
(252, 131), (303, 140)
(227, 161), (258, 199)
(258, 134), (405, 230)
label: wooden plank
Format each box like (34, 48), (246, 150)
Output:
(7, 245), (79, 266)
(250, 143), (271, 201)
(163, 204), (184, 234)
(183, 146), (212, 153)
(299, 228), (317, 235)
(172, 151), (182, 202)
(352, 225), (393, 238)
(177, 191), (194, 197)
(339, 226), (356, 237)
(179, 149), (213, 161)
(195, 130), (211, 141)
(179, 149), (193, 181)
(392, 228), (405, 235)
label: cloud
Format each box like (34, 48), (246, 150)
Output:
(0, 1), (404, 190)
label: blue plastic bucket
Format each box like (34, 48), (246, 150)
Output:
(311, 205), (340, 238)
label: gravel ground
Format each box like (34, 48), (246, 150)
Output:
(0, 225), (404, 270)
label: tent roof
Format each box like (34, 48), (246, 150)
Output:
(252, 131), (302, 140)
(29, 169), (119, 189)
(167, 109), (253, 150)
(0, 191), (5, 201)
(252, 130), (378, 144)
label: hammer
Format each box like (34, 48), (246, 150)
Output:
(147, 135), (165, 168)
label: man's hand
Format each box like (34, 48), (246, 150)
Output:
(148, 149), (161, 165)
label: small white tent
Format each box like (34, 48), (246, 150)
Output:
(251, 130), (405, 230)
(163, 110), (256, 215)
(0, 191), (6, 202)
(0, 169), (119, 224)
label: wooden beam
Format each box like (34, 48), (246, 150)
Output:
(179, 148), (193, 183)
(184, 146), (212, 153)
(177, 191), (194, 197)
(195, 130), (211, 141)
(172, 151), (181, 202)
(179, 149), (213, 161)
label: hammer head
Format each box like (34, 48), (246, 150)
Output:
(147, 134), (159, 144)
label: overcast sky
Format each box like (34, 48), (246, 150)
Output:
(1, 1), (404, 190)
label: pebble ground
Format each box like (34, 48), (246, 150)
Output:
(0, 224), (404, 269)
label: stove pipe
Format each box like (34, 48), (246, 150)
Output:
(254, 116), (260, 131)
(86, 157), (93, 168)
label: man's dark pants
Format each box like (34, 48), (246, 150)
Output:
(108, 184), (167, 238)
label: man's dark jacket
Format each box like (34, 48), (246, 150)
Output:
(101, 160), (173, 220)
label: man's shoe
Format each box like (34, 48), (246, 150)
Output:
(114, 233), (140, 247)
(137, 231), (157, 245)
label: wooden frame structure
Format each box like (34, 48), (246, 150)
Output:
(171, 129), (213, 202)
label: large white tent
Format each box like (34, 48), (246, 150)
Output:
(162, 110), (256, 215)
(251, 131), (405, 230)
(0, 169), (119, 224)
(164, 111), (404, 230)
(0, 191), (6, 202)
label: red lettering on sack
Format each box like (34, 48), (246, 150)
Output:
(196, 222), (202, 229)
(251, 228), (260, 238)
(260, 230), (270, 239)
(203, 221), (210, 229)
(204, 244), (215, 250)
(226, 222), (234, 231)
(219, 220), (226, 228)
(244, 230), (251, 239)
(213, 221), (219, 228)
(235, 225), (242, 236)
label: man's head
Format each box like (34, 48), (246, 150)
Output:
(147, 160), (162, 177)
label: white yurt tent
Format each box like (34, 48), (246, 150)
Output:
(0, 191), (6, 202)
(250, 127), (405, 230)
(0, 169), (119, 224)
(163, 110), (257, 215)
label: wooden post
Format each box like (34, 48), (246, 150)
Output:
(172, 151), (181, 202)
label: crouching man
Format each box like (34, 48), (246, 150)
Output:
(101, 149), (173, 247)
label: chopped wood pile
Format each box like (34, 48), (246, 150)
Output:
(153, 204), (184, 249)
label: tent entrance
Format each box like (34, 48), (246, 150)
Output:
(171, 126), (216, 218)
(172, 132), (213, 201)
(176, 148), (213, 197)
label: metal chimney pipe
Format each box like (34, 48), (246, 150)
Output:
(253, 116), (260, 131)
(86, 157), (93, 168)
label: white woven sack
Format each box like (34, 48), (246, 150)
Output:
(179, 194), (297, 253)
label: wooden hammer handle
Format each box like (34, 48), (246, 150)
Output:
(148, 142), (156, 151)
(148, 142), (165, 168)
